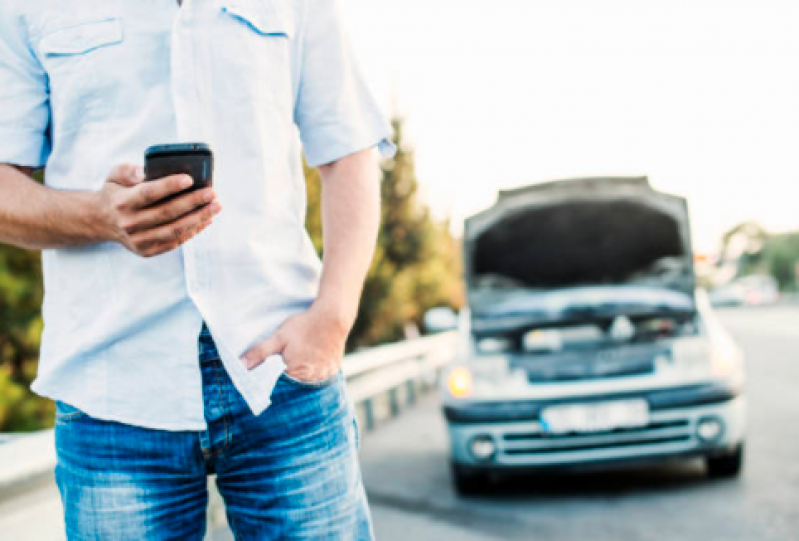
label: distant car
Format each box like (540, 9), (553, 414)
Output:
(439, 177), (747, 495)
(710, 275), (780, 307)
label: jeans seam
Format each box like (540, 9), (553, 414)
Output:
(55, 411), (87, 422)
(353, 416), (360, 451)
(202, 362), (232, 458)
(215, 362), (233, 451)
(227, 512), (244, 541)
(54, 401), (89, 422)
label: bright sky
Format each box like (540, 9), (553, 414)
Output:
(339, 0), (799, 253)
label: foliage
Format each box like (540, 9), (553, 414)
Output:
(304, 117), (463, 350)
(720, 221), (799, 291)
(760, 233), (799, 292)
(718, 221), (768, 277)
(0, 245), (53, 431)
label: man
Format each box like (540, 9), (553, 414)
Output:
(0, 0), (394, 539)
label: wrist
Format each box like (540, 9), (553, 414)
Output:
(312, 294), (358, 335)
(84, 191), (118, 243)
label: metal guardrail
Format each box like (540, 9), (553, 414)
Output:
(0, 332), (457, 540)
(344, 331), (457, 430)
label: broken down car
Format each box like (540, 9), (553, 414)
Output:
(440, 177), (746, 495)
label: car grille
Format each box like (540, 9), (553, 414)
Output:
(499, 419), (693, 456)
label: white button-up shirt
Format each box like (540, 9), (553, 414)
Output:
(0, 0), (394, 430)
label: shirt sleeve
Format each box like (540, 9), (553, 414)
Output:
(293, 0), (396, 168)
(0, 8), (51, 168)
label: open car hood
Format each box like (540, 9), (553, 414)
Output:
(465, 177), (697, 326)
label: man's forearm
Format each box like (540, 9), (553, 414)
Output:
(315, 149), (381, 330)
(0, 164), (108, 249)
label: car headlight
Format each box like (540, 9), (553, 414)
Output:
(672, 337), (743, 379)
(447, 366), (473, 398)
(709, 344), (743, 378)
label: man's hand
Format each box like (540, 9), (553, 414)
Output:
(96, 164), (222, 257)
(240, 148), (380, 382)
(241, 301), (352, 381)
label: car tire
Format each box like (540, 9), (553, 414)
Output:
(452, 463), (491, 496)
(706, 443), (744, 478)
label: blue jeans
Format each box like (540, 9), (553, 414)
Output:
(53, 323), (373, 540)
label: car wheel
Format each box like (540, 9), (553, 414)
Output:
(706, 443), (744, 478)
(452, 463), (491, 496)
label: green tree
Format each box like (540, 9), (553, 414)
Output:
(305, 117), (463, 350)
(0, 244), (53, 431)
(0, 167), (54, 431)
(720, 221), (799, 292)
(762, 233), (799, 292)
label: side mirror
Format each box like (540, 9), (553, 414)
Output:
(423, 307), (458, 334)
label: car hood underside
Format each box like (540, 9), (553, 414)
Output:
(464, 177), (697, 324)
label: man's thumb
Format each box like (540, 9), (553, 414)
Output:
(108, 164), (145, 187)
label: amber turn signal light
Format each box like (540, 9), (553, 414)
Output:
(448, 366), (473, 398)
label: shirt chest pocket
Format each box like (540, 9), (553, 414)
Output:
(39, 18), (125, 134)
(210, 0), (294, 110)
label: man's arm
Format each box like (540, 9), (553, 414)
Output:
(0, 163), (221, 255)
(241, 148), (381, 379)
(315, 148), (381, 329)
(0, 164), (110, 249)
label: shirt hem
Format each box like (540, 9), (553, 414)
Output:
(30, 381), (209, 432)
(304, 129), (395, 168)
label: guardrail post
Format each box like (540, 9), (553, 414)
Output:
(406, 379), (416, 406)
(389, 387), (400, 418)
(362, 399), (375, 431)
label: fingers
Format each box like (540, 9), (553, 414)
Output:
(121, 187), (217, 234)
(127, 199), (222, 257)
(242, 333), (286, 370)
(132, 174), (195, 209)
(285, 363), (330, 382)
(108, 164), (145, 188)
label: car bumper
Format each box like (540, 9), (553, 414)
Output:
(447, 391), (746, 470)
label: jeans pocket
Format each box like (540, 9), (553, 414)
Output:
(54, 400), (88, 423)
(279, 369), (342, 390)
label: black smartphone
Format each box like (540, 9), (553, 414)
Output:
(144, 143), (213, 204)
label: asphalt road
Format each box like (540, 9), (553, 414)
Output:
(362, 306), (799, 541)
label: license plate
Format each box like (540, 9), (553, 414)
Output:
(540, 399), (649, 435)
